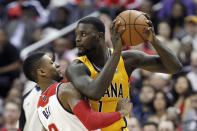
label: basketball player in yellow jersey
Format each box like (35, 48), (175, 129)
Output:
(66, 17), (182, 131)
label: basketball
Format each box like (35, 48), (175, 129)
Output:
(115, 10), (149, 46)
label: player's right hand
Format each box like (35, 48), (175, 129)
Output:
(116, 98), (132, 117)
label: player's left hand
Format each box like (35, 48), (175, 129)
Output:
(143, 13), (156, 44)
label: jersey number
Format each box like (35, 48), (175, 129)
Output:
(98, 101), (102, 112)
(48, 123), (58, 131)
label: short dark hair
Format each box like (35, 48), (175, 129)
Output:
(23, 52), (46, 82)
(78, 17), (105, 33)
(32, 49), (55, 62)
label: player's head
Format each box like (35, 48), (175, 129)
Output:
(34, 49), (56, 62)
(78, 17), (105, 33)
(23, 52), (63, 83)
(76, 17), (105, 56)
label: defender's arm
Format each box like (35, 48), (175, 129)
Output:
(58, 83), (132, 130)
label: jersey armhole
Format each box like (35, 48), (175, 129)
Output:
(56, 84), (74, 115)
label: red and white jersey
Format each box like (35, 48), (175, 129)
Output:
(37, 83), (98, 131)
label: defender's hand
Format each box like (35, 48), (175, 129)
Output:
(116, 98), (132, 117)
(110, 20), (125, 53)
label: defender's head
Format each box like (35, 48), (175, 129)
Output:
(76, 17), (105, 56)
(23, 52), (63, 83)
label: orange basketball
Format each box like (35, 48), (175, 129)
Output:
(115, 10), (149, 46)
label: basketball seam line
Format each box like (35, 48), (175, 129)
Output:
(119, 24), (148, 26)
(118, 15), (126, 28)
(129, 10), (132, 46)
(134, 14), (146, 42)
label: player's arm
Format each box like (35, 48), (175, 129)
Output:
(66, 21), (125, 100)
(66, 55), (120, 100)
(122, 19), (182, 75)
(58, 82), (132, 130)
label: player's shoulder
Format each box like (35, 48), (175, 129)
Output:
(37, 83), (60, 106)
(66, 59), (90, 76)
(59, 82), (75, 92)
(58, 82), (81, 98)
(69, 59), (86, 68)
(67, 58), (84, 70)
(43, 83), (59, 96)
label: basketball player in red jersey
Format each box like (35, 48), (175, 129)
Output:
(66, 16), (182, 131)
(22, 52), (132, 131)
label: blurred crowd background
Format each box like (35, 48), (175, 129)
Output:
(0, 0), (197, 131)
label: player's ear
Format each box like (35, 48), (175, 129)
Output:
(37, 68), (46, 77)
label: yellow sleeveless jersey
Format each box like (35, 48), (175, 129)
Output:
(75, 49), (130, 131)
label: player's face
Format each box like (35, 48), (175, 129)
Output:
(75, 23), (98, 56)
(41, 55), (63, 81)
